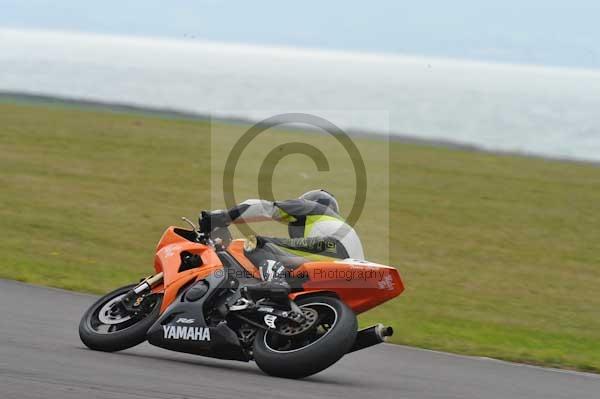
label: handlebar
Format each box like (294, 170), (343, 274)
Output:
(194, 211), (233, 248)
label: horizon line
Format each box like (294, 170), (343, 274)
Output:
(3, 26), (600, 75)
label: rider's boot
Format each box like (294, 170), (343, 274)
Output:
(242, 260), (291, 302)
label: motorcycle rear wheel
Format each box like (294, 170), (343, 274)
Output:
(79, 284), (162, 352)
(253, 295), (357, 378)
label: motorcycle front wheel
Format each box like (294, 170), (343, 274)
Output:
(253, 295), (357, 379)
(79, 284), (162, 352)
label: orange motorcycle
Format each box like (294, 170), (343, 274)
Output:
(79, 213), (404, 378)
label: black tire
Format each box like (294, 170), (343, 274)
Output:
(253, 295), (357, 379)
(79, 284), (162, 352)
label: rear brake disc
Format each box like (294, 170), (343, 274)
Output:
(277, 307), (319, 336)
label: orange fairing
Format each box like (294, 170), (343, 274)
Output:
(154, 227), (221, 274)
(152, 227), (224, 311)
(289, 260), (404, 314)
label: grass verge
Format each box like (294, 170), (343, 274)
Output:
(1, 100), (599, 372)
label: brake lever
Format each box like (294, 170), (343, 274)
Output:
(181, 216), (204, 242)
(181, 216), (198, 231)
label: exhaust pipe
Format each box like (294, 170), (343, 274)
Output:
(348, 323), (393, 353)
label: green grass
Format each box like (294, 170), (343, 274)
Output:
(1, 101), (600, 372)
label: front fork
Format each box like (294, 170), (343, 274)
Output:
(120, 272), (164, 312)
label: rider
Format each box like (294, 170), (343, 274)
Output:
(200, 189), (364, 295)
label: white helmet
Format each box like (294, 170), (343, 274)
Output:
(299, 189), (339, 214)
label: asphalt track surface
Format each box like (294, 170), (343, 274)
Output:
(1, 279), (599, 399)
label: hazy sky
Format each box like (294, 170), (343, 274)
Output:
(2, 0), (599, 69)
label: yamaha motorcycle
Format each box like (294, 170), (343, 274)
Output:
(79, 213), (404, 378)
